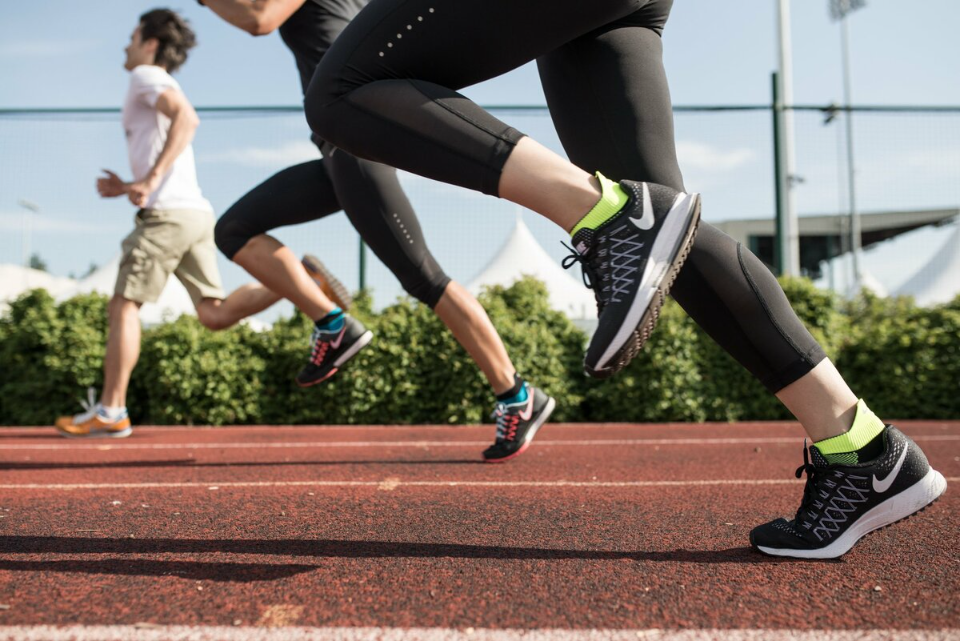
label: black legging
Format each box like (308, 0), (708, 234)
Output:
(215, 144), (450, 307)
(304, 0), (826, 392)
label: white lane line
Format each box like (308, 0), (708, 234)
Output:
(2, 435), (958, 450)
(0, 627), (957, 641)
(1, 478), (958, 491)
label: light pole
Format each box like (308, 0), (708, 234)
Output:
(775, 0), (801, 277)
(829, 0), (866, 291)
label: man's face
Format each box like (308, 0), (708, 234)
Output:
(123, 25), (155, 71)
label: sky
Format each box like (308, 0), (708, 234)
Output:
(1, 0), (958, 320)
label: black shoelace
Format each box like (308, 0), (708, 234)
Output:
(792, 443), (868, 538)
(562, 241), (610, 312)
(793, 442), (824, 528)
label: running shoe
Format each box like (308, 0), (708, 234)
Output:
(483, 384), (556, 463)
(302, 254), (353, 311)
(563, 180), (700, 379)
(55, 389), (132, 439)
(750, 425), (947, 559)
(296, 314), (373, 387)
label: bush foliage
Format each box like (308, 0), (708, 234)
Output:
(1, 278), (957, 425)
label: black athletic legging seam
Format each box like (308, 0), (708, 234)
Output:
(737, 243), (816, 368)
(424, 80), (520, 145)
(351, 154), (450, 308)
(677, 258), (784, 391)
(339, 90), (516, 178)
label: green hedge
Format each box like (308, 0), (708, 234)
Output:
(579, 277), (849, 423)
(1, 277), (957, 425)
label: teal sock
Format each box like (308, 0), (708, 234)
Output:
(315, 307), (344, 331)
(496, 374), (528, 405)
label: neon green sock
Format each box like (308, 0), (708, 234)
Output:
(571, 172), (629, 236)
(815, 399), (886, 465)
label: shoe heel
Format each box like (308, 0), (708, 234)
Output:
(333, 330), (373, 367)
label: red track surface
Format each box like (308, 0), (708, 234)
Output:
(0, 422), (957, 634)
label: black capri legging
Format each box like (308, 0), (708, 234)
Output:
(304, 0), (827, 392)
(215, 143), (451, 308)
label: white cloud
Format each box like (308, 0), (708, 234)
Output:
(0, 39), (100, 58)
(0, 212), (123, 235)
(903, 149), (960, 174)
(198, 140), (321, 167)
(676, 141), (755, 171)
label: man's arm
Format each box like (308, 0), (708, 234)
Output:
(201, 0), (306, 36)
(97, 170), (129, 198)
(126, 88), (200, 208)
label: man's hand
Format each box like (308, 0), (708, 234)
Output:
(96, 170), (129, 198)
(127, 173), (162, 208)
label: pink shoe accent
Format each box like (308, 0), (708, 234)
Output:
(483, 440), (532, 464)
(297, 367), (339, 388)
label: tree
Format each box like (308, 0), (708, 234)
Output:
(28, 253), (48, 272)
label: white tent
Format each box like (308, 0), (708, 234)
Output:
(0, 265), (76, 313)
(468, 218), (597, 321)
(57, 254), (196, 326)
(815, 219), (959, 305)
(895, 222), (960, 306)
(846, 270), (889, 299)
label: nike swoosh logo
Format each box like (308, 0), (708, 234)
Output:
(629, 183), (656, 231)
(872, 444), (909, 493)
(518, 395), (534, 421)
(327, 326), (347, 350)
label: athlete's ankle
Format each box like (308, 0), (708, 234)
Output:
(495, 373), (527, 405)
(570, 172), (629, 237)
(814, 399), (886, 465)
(99, 405), (127, 420)
(315, 307), (345, 331)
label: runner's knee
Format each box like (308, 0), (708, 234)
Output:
(195, 301), (232, 331)
(303, 71), (341, 147)
(398, 269), (451, 309)
(214, 208), (259, 260)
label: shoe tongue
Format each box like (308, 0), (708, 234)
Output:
(571, 228), (596, 254)
(809, 444), (830, 468)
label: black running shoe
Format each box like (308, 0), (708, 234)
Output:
(302, 254), (353, 311)
(750, 425), (947, 559)
(483, 385), (556, 463)
(296, 315), (373, 387)
(563, 181), (700, 379)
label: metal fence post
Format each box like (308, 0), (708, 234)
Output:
(359, 237), (367, 291)
(771, 72), (785, 276)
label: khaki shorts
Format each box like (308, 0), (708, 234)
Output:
(116, 208), (225, 307)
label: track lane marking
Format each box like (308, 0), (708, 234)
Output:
(0, 478), (957, 490)
(2, 435), (958, 450)
(0, 626), (957, 641)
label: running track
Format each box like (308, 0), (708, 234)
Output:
(0, 422), (957, 641)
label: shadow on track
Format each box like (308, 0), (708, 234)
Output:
(0, 459), (484, 470)
(0, 558), (315, 582)
(0, 536), (827, 569)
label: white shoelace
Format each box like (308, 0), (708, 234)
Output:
(71, 387), (100, 423)
(607, 228), (645, 302)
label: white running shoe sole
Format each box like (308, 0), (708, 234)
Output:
(588, 192), (701, 377)
(756, 468), (947, 559)
(334, 330), (373, 367)
(59, 426), (133, 439)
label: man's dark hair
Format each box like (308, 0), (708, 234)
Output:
(139, 8), (197, 73)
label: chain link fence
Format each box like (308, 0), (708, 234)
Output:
(1, 104), (958, 321)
